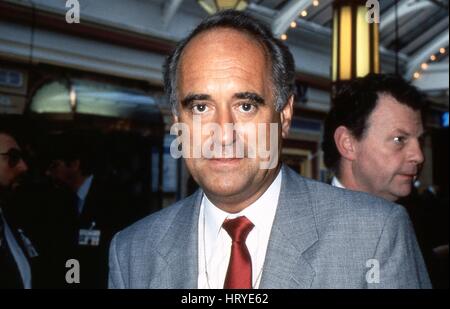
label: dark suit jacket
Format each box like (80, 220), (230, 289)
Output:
(10, 177), (141, 289)
(74, 177), (141, 288)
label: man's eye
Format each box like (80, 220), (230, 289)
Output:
(239, 103), (256, 113)
(192, 104), (208, 113)
(394, 136), (406, 144)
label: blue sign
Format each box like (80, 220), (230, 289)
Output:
(442, 112), (449, 128)
(0, 69), (23, 88)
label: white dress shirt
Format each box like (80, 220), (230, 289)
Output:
(331, 176), (345, 189)
(198, 169), (282, 289)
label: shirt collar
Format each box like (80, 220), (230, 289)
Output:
(331, 176), (346, 189)
(77, 175), (94, 201)
(203, 168), (283, 239)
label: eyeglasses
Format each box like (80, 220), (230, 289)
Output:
(0, 148), (25, 168)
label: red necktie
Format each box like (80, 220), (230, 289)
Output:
(222, 216), (254, 289)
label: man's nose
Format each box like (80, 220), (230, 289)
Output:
(216, 108), (235, 146)
(17, 159), (28, 173)
(409, 139), (425, 165)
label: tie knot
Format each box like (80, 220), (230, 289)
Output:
(222, 216), (254, 243)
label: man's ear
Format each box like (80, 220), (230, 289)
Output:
(280, 95), (294, 139)
(334, 126), (358, 161)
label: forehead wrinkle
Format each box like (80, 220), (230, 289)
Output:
(181, 72), (265, 99)
(179, 58), (266, 94)
(367, 115), (421, 135)
(181, 52), (264, 78)
(390, 121), (424, 137)
(185, 67), (259, 82)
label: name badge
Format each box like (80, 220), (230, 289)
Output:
(78, 222), (101, 246)
(78, 229), (101, 246)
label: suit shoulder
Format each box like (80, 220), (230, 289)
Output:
(293, 174), (410, 244)
(285, 169), (400, 230)
(113, 192), (198, 246)
(305, 177), (396, 215)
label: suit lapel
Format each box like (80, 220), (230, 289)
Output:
(151, 165), (319, 288)
(79, 178), (98, 223)
(259, 165), (319, 288)
(153, 190), (202, 288)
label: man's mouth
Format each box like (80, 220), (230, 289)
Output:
(398, 173), (417, 180)
(207, 158), (243, 166)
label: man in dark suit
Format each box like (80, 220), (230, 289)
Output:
(0, 128), (32, 289)
(45, 133), (136, 288)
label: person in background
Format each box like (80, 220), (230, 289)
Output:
(322, 73), (426, 203)
(0, 128), (32, 289)
(322, 73), (445, 287)
(45, 132), (138, 288)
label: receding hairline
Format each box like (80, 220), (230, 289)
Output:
(370, 92), (424, 121)
(176, 27), (275, 98)
(358, 92), (424, 139)
(184, 27), (270, 62)
(376, 92), (421, 109)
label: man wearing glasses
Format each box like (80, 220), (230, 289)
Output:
(0, 128), (31, 289)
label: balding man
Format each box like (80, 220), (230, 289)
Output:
(109, 10), (430, 289)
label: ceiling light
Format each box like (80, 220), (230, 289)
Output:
(197, 0), (247, 15)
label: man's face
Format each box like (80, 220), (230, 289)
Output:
(0, 133), (28, 192)
(46, 159), (78, 189)
(352, 95), (425, 201)
(175, 28), (292, 209)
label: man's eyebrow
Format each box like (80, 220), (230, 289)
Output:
(233, 92), (265, 105)
(180, 93), (211, 106)
(394, 129), (411, 136)
(393, 128), (427, 138)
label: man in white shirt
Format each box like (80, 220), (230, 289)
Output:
(322, 74), (426, 203)
(109, 10), (430, 289)
(198, 169), (281, 289)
